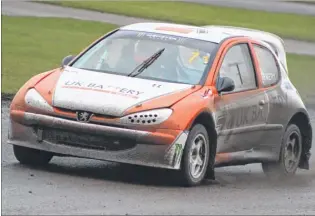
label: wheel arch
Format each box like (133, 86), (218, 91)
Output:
(287, 110), (313, 170)
(189, 111), (217, 176)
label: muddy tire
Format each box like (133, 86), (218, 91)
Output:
(13, 145), (53, 166)
(176, 124), (210, 187)
(262, 124), (302, 179)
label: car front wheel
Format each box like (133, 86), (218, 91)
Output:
(177, 124), (210, 187)
(13, 145), (53, 166)
(262, 124), (302, 179)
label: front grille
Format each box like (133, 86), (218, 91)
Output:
(54, 107), (118, 119)
(41, 127), (137, 151)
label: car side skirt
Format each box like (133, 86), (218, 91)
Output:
(215, 149), (279, 167)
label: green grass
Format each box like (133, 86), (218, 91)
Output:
(41, 1), (315, 42)
(2, 16), (314, 101)
(2, 16), (117, 93)
(286, 54), (315, 98)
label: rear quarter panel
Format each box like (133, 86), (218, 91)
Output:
(266, 63), (309, 127)
(261, 62), (310, 157)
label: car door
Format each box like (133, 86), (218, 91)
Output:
(214, 42), (269, 153)
(251, 43), (284, 155)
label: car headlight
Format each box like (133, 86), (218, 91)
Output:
(25, 88), (54, 112)
(120, 108), (173, 125)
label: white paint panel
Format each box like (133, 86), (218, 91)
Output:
(25, 89), (54, 112)
(53, 67), (192, 116)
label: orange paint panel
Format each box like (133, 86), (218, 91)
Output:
(10, 110), (25, 124)
(123, 85), (218, 131)
(124, 86), (202, 115)
(155, 26), (193, 34)
(157, 86), (217, 130)
(53, 107), (77, 119)
(146, 129), (181, 145)
(34, 69), (63, 106)
(10, 69), (57, 112)
(215, 153), (232, 163)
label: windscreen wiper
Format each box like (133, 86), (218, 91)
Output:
(127, 48), (165, 77)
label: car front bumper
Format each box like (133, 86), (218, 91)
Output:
(8, 111), (188, 170)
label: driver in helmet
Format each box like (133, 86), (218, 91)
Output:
(132, 40), (177, 78)
(117, 39), (179, 81)
(133, 40), (166, 63)
(114, 39), (161, 73)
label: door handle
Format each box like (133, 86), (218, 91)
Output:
(259, 100), (265, 106)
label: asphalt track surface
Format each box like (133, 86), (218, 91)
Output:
(2, 102), (315, 215)
(2, 0), (315, 56)
(2, 0), (315, 215)
(182, 0), (315, 16)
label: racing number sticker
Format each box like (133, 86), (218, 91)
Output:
(189, 51), (209, 64)
(189, 51), (200, 63)
(203, 55), (209, 64)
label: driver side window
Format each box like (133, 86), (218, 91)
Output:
(219, 43), (257, 93)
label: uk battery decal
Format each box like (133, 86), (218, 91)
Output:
(62, 81), (144, 99)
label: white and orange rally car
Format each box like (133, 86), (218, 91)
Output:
(8, 23), (313, 186)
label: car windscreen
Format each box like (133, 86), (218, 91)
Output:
(71, 29), (218, 85)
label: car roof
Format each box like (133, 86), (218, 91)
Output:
(120, 22), (232, 43)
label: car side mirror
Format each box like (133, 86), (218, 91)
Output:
(61, 55), (74, 67)
(216, 76), (235, 93)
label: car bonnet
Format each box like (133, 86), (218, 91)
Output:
(52, 66), (193, 117)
